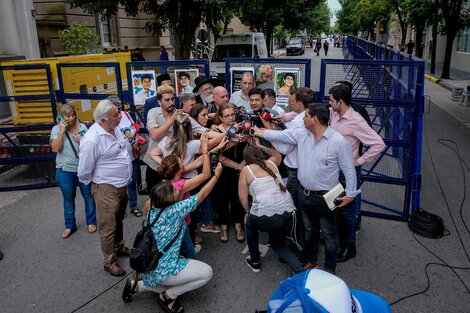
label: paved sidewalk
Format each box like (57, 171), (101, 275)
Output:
(424, 63), (470, 129)
(0, 47), (469, 313)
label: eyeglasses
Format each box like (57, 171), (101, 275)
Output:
(222, 113), (236, 118)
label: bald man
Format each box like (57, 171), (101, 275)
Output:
(230, 72), (254, 111)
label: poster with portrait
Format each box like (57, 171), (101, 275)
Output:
(274, 68), (300, 107)
(132, 70), (157, 106)
(230, 67), (255, 95)
(174, 69), (199, 96)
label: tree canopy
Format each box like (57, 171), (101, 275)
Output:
(65, 0), (331, 58)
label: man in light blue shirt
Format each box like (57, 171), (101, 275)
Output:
(253, 103), (359, 274)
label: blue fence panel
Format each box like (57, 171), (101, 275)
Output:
(0, 64), (57, 191)
(125, 60), (210, 125)
(321, 37), (424, 220)
(223, 58), (311, 94)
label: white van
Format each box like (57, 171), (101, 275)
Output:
(210, 32), (267, 86)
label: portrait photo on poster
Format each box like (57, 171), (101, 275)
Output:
(274, 68), (300, 107)
(230, 67), (255, 95)
(174, 69), (199, 96)
(132, 70), (157, 106)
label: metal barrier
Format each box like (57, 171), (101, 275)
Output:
(0, 64), (57, 191)
(125, 60), (210, 125)
(56, 62), (124, 122)
(320, 37), (425, 221)
(224, 57), (311, 92)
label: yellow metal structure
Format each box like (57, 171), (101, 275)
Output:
(1, 52), (130, 124)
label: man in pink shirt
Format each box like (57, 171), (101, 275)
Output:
(328, 84), (385, 263)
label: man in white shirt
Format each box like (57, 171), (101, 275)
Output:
(261, 87), (315, 261)
(78, 100), (132, 277)
(253, 103), (359, 275)
(230, 72), (254, 111)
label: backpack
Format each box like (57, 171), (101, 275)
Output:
(130, 208), (183, 273)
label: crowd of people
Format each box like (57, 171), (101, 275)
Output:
(50, 69), (385, 312)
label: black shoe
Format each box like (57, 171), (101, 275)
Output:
(337, 244), (356, 263)
(246, 256), (261, 273)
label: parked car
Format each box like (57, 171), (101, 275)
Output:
(286, 38), (305, 56)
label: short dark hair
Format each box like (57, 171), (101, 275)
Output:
(141, 74), (152, 81)
(262, 88), (276, 98)
(306, 103), (329, 125)
(248, 87), (263, 98)
(329, 84), (351, 105)
(178, 71), (190, 79)
(335, 80), (353, 90)
(294, 87), (315, 108)
(283, 72), (295, 80)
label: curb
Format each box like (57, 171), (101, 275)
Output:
(425, 74), (440, 84)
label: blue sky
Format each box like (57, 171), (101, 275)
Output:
(328, 0), (341, 26)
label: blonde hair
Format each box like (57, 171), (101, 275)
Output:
(166, 114), (192, 159)
(157, 84), (175, 98)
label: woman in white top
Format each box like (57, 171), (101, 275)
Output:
(238, 143), (304, 274)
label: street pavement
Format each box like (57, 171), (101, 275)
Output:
(0, 44), (470, 313)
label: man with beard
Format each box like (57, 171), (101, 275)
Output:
(230, 72), (254, 111)
(193, 76), (214, 107)
(143, 74), (174, 127)
(78, 100), (132, 276)
(143, 85), (209, 193)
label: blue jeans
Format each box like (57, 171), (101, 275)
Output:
(127, 159), (139, 210)
(179, 227), (196, 259)
(55, 168), (96, 229)
(298, 186), (338, 272)
(246, 211), (304, 273)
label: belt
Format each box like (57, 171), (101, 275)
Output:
(299, 185), (327, 197)
(286, 166), (297, 171)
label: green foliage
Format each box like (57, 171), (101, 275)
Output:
(301, 0), (330, 36)
(58, 23), (101, 55)
(66, 0), (237, 59)
(337, 0), (392, 36)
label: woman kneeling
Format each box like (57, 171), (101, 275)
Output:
(238, 144), (304, 274)
(122, 156), (223, 313)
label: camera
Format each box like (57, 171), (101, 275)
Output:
(210, 152), (219, 172)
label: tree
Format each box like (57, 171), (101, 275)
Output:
(237, 0), (321, 56)
(337, 0), (360, 35)
(301, 0), (331, 37)
(65, 0), (232, 59)
(58, 23), (101, 55)
(401, 0), (436, 58)
(386, 0), (409, 50)
(438, 0), (470, 78)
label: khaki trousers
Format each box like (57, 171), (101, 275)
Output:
(91, 183), (128, 266)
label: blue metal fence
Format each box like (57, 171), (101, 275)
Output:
(0, 64), (57, 191)
(320, 37), (425, 220)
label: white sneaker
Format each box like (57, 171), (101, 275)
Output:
(194, 244), (201, 254)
